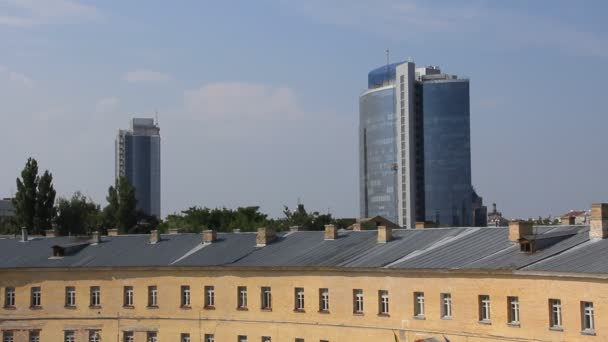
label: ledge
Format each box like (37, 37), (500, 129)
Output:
(353, 312), (364, 316)
(581, 329), (596, 336)
(29, 306), (42, 310)
(64, 306), (77, 310)
(549, 326), (564, 332)
(293, 309), (305, 313)
(261, 308), (272, 312)
(441, 316), (452, 320)
(318, 310), (330, 314)
(507, 322), (520, 328)
(204, 306), (216, 310)
(146, 305), (159, 309)
(377, 313), (390, 317)
(478, 320), (491, 325)
(89, 305), (101, 309)
(236, 307), (248, 311)
(413, 315), (426, 320)
(123, 305), (135, 309)
(180, 306), (191, 310)
(3, 306), (16, 310)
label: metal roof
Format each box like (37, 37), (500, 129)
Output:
(0, 226), (602, 275)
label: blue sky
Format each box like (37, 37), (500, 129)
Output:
(0, 0), (607, 219)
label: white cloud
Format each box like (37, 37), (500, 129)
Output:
(0, 0), (100, 27)
(184, 82), (301, 121)
(123, 70), (173, 83)
(7, 71), (34, 87)
(95, 97), (119, 113)
(281, 0), (608, 58)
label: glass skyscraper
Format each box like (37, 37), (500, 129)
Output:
(359, 61), (475, 227)
(115, 118), (161, 218)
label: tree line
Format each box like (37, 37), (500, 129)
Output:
(1, 158), (352, 236)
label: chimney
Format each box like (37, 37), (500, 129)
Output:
(352, 223), (362, 231)
(107, 228), (119, 236)
(45, 229), (56, 238)
(378, 225), (392, 243)
(324, 224), (338, 240)
(150, 230), (160, 244)
(416, 221), (437, 229)
(168, 228), (179, 235)
(590, 203), (608, 239)
(256, 227), (276, 246)
(202, 229), (217, 244)
(290, 226), (304, 232)
(20, 227), (28, 242)
(91, 231), (101, 244)
(508, 220), (533, 242)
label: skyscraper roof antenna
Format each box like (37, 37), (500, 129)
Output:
(385, 48), (390, 68)
(155, 109), (159, 126)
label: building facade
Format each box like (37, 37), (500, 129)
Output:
(0, 198), (14, 221)
(359, 61), (477, 227)
(1, 203), (608, 341)
(115, 118), (161, 218)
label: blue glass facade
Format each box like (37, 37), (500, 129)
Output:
(359, 87), (399, 224)
(422, 80), (472, 226)
(367, 62), (405, 89)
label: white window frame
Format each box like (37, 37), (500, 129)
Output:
(64, 331), (75, 342)
(90, 286), (101, 307)
(5, 287), (15, 307)
(181, 333), (191, 342)
(123, 332), (134, 342)
(320, 288), (329, 312)
(89, 330), (101, 342)
(3, 331), (14, 342)
(261, 287), (272, 310)
(238, 335), (248, 342)
(238, 286), (247, 309)
(441, 293), (452, 319)
(262, 337), (271, 342)
(148, 286), (158, 307)
(354, 289), (364, 313)
(29, 331), (40, 342)
(508, 296), (520, 324)
(31, 287), (41, 307)
(124, 286), (134, 307)
(181, 286), (191, 307)
(204, 334), (214, 342)
(479, 295), (491, 322)
(582, 301), (595, 332)
(205, 286), (215, 307)
(295, 288), (305, 311)
(414, 292), (425, 317)
(66, 286), (76, 307)
(379, 290), (389, 315)
(146, 332), (157, 342)
(550, 299), (562, 328)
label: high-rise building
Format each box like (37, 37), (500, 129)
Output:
(115, 118), (161, 218)
(359, 60), (477, 227)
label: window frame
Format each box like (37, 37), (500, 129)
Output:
(414, 292), (425, 318)
(123, 332), (134, 342)
(204, 334), (215, 342)
(123, 286), (134, 307)
(148, 285), (158, 307)
(29, 331), (40, 342)
(294, 287), (305, 311)
(261, 286), (272, 311)
(181, 285), (191, 308)
(65, 286), (76, 308)
(507, 296), (520, 325)
(478, 295), (491, 322)
(181, 333), (191, 342)
(64, 331), (76, 342)
(3, 331), (14, 342)
(353, 289), (364, 314)
(90, 286), (101, 308)
(237, 286), (248, 309)
(319, 288), (329, 312)
(88, 330), (101, 342)
(549, 298), (562, 329)
(378, 290), (389, 316)
(4, 287), (15, 308)
(440, 293), (452, 319)
(30, 287), (41, 308)
(581, 301), (595, 333)
(204, 285), (215, 308)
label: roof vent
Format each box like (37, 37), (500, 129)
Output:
(590, 203), (608, 239)
(324, 224), (337, 240)
(203, 230), (216, 244)
(168, 228), (179, 235)
(378, 225), (392, 243)
(256, 227), (276, 246)
(107, 228), (119, 236)
(150, 230), (160, 244)
(290, 226), (305, 232)
(45, 229), (56, 238)
(508, 220), (533, 242)
(91, 231), (101, 244)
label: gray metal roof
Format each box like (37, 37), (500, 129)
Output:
(0, 226), (603, 275)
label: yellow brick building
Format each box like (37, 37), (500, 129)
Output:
(1, 204), (608, 342)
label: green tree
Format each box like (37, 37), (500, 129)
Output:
(13, 158), (38, 231)
(55, 192), (101, 236)
(34, 170), (56, 233)
(280, 203), (335, 231)
(116, 177), (137, 232)
(101, 185), (119, 228)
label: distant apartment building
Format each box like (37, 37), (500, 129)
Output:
(0, 198), (14, 221)
(488, 203), (509, 227)
(560, 210), (590, 225)
(360, 60), (480, 227)
(115, 118), (161, 218)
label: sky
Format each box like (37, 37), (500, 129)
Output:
(0, 0), (607, 220)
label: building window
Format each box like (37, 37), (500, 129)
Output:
(3, 331), (13, 342)
(89, 330), (101, 342)
(90, 286), (101, 307)
(581, 301), (595, 333)
(64, 331), (75, 342)
(262, 337), (271, 342)
(378, 290), (389, 315)
(148, 286), (158, 307)
(441, 293), (452, 319)
(29, 331), (40, 342)
(414, 292), (425, 317)
(261, 287), (272, 310)
(4, 287), (15, 307)
(237, 286), (247, 309)
(204, 334), (214, 342)
(549, 299), (562, 329)
(124, 286), (134, 307)
(353, 289), (364, 314)
(205, 286), (215, 308)
(319, 288), (329, 312)
(508, 296), (520, 325)
(295, 339), (304, 342)
(238, 335), (247, 342)
(181, 333), (190, 342)
(65, 286), (76, 307)
(181, 286), (190, 307)
(146, 332), (157, 342)
(479, 295), (491, 322)
(30, 287), (41, 308)
(123, 332), (134, 342)
(294, 287), (305, 311)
